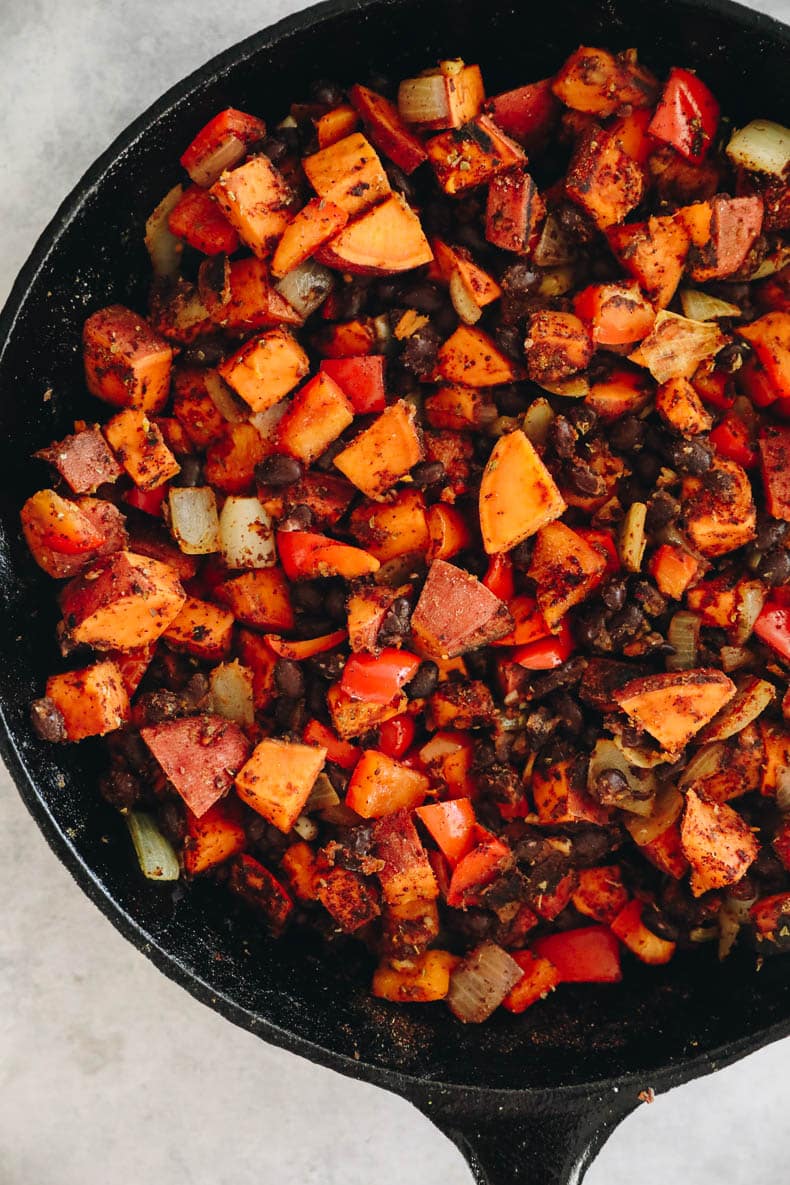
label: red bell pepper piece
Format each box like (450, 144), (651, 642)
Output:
(180, 108), (267, 185)
(265, 630), (348, 661)
(491, 594), (550, 647)
(319, 356), (386, 414)
(340, 649), (422, 704)
(575, 528), (620, 578)
(482, 553), (515, 602)
(123, 483), (169, 517)
(513, 618), (575, 670)
(485, 78), (560, 153)
(377, 713), (416, 759)
(754, 597), (790, 662)
(416, 797), (477, 866)
(694, 363), (735, 410)
(303, 718), (361, 771)
(168, 185), (240, 255)
(446, 826), (511, 907)
(532, 925), (623, 984)
(276, 530), (379, 581)
(709, 413), (757, 469)
(648, 67), (719, 163)
(501, 950), (561, 1014)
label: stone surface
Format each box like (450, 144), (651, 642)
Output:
(2, 1), (790, 1182)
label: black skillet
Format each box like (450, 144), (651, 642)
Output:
(1, 0), (789, 1180)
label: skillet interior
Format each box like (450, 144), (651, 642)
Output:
(1, 0), (790, 1097)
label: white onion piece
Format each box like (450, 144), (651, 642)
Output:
(732, 580), (766, 645)
(749, 244), (790, 280)
(619, 502), (647, 573)
(718, 893), (756, 960)
(145, 184), (184, 278)
(679, 741), (727, 789)
(537, 373), (590, 398)
(538, 267), (575, 298)
(305, 773), (341, 813)
(292, 815), (319, 841)
(624, 784), (684, 846)
(532, 214), (575, 266)
(186, 134), (247, 187)
(274, 259), (334, 317)
(398, 75), (451, 126)
(666, 610), (702, 672)
(168, 487), (220, 555)
(219, 495), (276, 569)
(612, 738), (673, 769)
(522, 397), (555, 446)
(204, 370), (250, 423)
(446, 942), (523, 1023)
(588, 738), (656, 816)
(726, 119), (790, 177)
(630, 311), (726, 384)
(698, 677), (775, 743)
(449, 270), (483, 325)
(249, 398), (290, 442)
(679, 288), (741, 321)
(719, 645), (754, 673)
(126, 811), (180, 881)
(209, 660), (255, 726)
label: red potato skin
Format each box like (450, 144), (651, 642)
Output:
(484, 78), (561, 153)
(35, 427), (122, 494)
(688, 195), (763, 283)
(410, 559), (514, 659)
(140, 714), (251, 817)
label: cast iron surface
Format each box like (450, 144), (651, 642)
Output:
(1, 0), (789, 1180)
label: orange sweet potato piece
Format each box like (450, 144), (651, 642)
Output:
(315, 104), (360, 148)
(613, 668), (736, 753)
(204, 422), (271, 496)
(372, 808), (439, 906)
(237, 629), (278, 710)
(270, 197), (349, 277)
(565, 128), (644, 229)
(327, 682), (407, 739)
(317, 867), (381, 932)
(184, 800), (247, 875)
(21, 490), (127, 579)
(655, 376), (713, 435)
(280, 841), (320, 901)
(424, 385), (495, 430)
(426, 115), (525, 195)
(426, 503), (472, 561)
(648, 543), (699, 600)
(532, 759), (611, 826)
(485, 167), (545, 254)
(411, 558), (513, 659)
(46, 660), (130, 741)
(435, 325), (524, 386)
(333, 400), (422, 499)
(641, 823), (689, 879)
(171, 368), (226, 449)
(104, 409), (180, 490)
(316, 193), (433, 275)
(525, 310), (593, 385)
(210, 155), (292, 258)
(573, 281), (656, 347)
(607, 215), (690, 308)
(680, 788), (759, 896)
(60, 550), (185, 649)
(571, 865), (630, 925)
(348, 489), (429, 562)
(163, 595), (234, 661)
(346, 750), (430, 818)
(750, 893), (790, 939)
(348, 84), (428, 174)
(141, 714), (250, 817)
(759, 425), (790, 521)
(206, 256), (304, 332)
(83, 305), (173, 413)
(303, 132), (391, 216)
(218, 328), (310, 414)
(501, 951), (560, 1014)
(527, 521), (607, 628)
(216, 568), (294, 631)
(313, 317), (377, 358)
(372, 950), (458, 1003)
(432, 239), (501, 308)
(737, 312), (790, 400)
(35, 426), (122, 495)
(235, 737), (327, 832)
(552, 46), (657, 116)
(585, 366), (654, 421)
(227, 853), (294, 932)
(426, 680), (495, 730)
(682, 455), (757, 557)
(758, 721), (790, 797)
(610, 899), (676, 964)
(276, 372), (354, 464)
(479, 429), (566, 554)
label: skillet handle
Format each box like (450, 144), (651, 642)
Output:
(415, 1089), (638, 1185)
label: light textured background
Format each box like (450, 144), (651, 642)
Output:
(2, 1), (790, 1181)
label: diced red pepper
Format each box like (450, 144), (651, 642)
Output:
(276, 530), (379, 581)
(123, 483), (169, 517)
(377, 713), (416, 759)
(180, 108), (267, 185)
(340, 649), (422, 704)
(648, 67), (719, 164)
(491, 595), (550, 647)
(754, 598), (790, 662)
(303, 718), (362, 771)
(416, 797), (477, 866)
(168, 185), (240, 255)
(485, 78), (560, 153)
(502, 950), (561, 1013)
(575, 528), (620, 578)
(446, 826), (511, 907)
(532, 925), (623, 984)
(482, 553), (515, 602)
(694, 363), (735, 410)
(709, 413), (757, 469)
(319, 356), (386, 414)
(513, 618), (575, 670)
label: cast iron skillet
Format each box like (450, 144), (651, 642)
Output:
(1, 0), (789, 1179)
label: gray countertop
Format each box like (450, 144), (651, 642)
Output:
(2, 2), (789, 1180)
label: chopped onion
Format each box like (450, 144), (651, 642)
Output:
(538, 266), (575, 298)
(145, 185), (184, 278)
(749, 244), (790, 280)
(689, 926), (718, 943)
(292, 814), (319, 841)
(726, 119), (790, 177)
(249, 398), (290, 442)
(679, 741), (727, 789)
(666, 610), (702, 671)
(449, 270), (483, 325)
(619, 502), (647, 573)
(446, 942), (523, 1023)
(718, 893), (756, 960)
(372, 313), (392, 352)
(398, 75), (451, 126)
(588, 739), (657, 815)
(219, 495), (276, 569)
(679, 288), (741, 321)
(732, 579), (766, 645)
(776, 770), (790, 814)
(629, 311), (726, 383)
(720, 645), (754, 673)
(698, 676), (775, 743)
(537, 373), (590, 398)
(305, 772), (341, 813)
(209, 660), (255, 726)
(204, 369), (250, 423)
(275, 258), (334, 317)
(168, 486), (220, 554)
(532, 214), (575, 266)
(624, 784), (684, 846)
(522, 397), (555, 446)
(126, 811), (180, 881)
(613, 739), (673, 769)
(319, 803), (364, 827)
(186, 134), (247, 188)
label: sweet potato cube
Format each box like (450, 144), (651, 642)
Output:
(60, 550), (185, 649)
(682, 455), (757, 557)
(641, 823), (689, 879)
(235, 737), (327, 832)
(552, 46), (656, 116)
(210, 155), (292, 258)
(276, 372), (354, 465)
(206, 255), (303, 333)
(432, 239), (501, 308)
(315, 104), (360, 148)
(218, 328), (309, 415)
(237, 629), (278, 710)
(316, 193), (433, 275)
(485, 168), (545, 254)
(205, 422), (271, 495)
(759, 721), (790, 797)
(737, 312), (790, 399)
(532, 759), (611, 826)
(46, 660), (129, 741)
(83, 305), (173, 413)
(280, 841), (320, 901)
(571, 866), (629, 925)
(372, 808), (439, 906)
(525, 310), (593, 386)
(411, 559), (513, 659)
(348, 489), (429, 563)
(484, 78), (560, 153)
(528, 521), (606, 628)
(372, 950), (458, 1003)
(613, 668), (736, 753)
(104, 409), (180, 490)
(656, 376), (713, 435)
(681, 788), (759, 896)
(184, 800), (247, 875)
(426, 115), (525, 195)
(607, 215), (690, 308)
(326, 683), (407, 739)
(502, 951), (560, 1014)
(317, 867), (381, 932)
(303, 132), (391, 216)
(21, 490), (125, 579)
(171, 368), (227, 449)
(585, 366), (653, 421)
(759, 425), (790, 520)
(345, 584), (410, 654)
(216, 568), (294, 631)
(479, 429), (566, 554)
(424, 385), (494, 430)
(228, 853), (294, 933)
(566, 128), (644, 229)
(333, 400), (422, 499)
(270, 197), (349, 277)
(141, 714), (250, 817)
(648, 543), (699, 600)
(348, 84), (427, 174)
(35, 426), (122, 494)
(426, 680), (495, 730)
(610, 899), (676, 964)
(435, 325), (524, 387)
(163, 595), (234, 661)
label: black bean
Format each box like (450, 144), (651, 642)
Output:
(566, 404), (598, 436)
(494, 323), (526, 361)
(752, 847), (787, 891)
(756, 516), (788, 552)
(255, 453), (303, 488)
(567, 460), (605, 497)
(376, 279), (401, 307)
(323, 583), (348, 622)
(641, 903), (680, 943)
(306, 681), (328, 719)
(510, 539), (534, 571)
(608, 604), (647, 647)
(173, 456), (204, 487)
(602, 579), (627, 612)
(501, 261), (540, 297)
(158, 800), (187, 846)
(30, 697), (66, 743)
(716, 341), (748, 374)
(384, 162), (417, 201)
(589, 767), (631, 807)
(180, 338), (226, 368)
(475, 760), (522, 804)
(494, 385), (530, 416)
(633, 579), (668, 618)
(609, 416), (644, 452)
(310, 79), (344, 106)
(571, 827), (618, 867)
(411, 460), (446, 487)
(274, 694), (305, 732)
(729, 874), (758, 901)
(548, 416), (578, 459)
(308, 651), (346, 682)
(576, 606), (609, 650)
(399, 280), (445, 314)
(136, 690), (184, 725)
(378, 596), (412, 646)
(556, 202), (598, 244)
(758, 547), (790, 587)
(99, 766), (141, 810)
(291, 583), (324, 614)
(400, 326), (441, 376)
(554, 692), (583, 736)
(278, 504), (314, 532)
(633, 451), (661, 485)
(667, 437), (712, 476)
(433, 305), (458, 338)
(275, 659), (305, 700)
(405, 660), (439, 700)
(645, 491), (680, 530)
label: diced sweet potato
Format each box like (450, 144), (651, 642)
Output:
(210, 155), (292, 258)
(171, 369), (226, 450)
(610, 899), (676, 964)
(280, 841), (320, 901)
(235, 737), (327, 832)
(162, 596), (234, 661)
(552, 46), (657, 116)
(565, 128), (644, 230)
(45, 660), (129, 741)
(333, 400), (422, 499)
(228, 854), (294, 933)
(572, 866), (630, 925)
(641, 823), (689, 879)
(758, 721), (790, 797)
(759, 424), (790, 520)
(83, 305), (173, 413)
(205, 422), (270, 495)
(737, 312), (790, 400)
(206, 256), (303, 332)
(573, 281), (656, 347)
(532, 759), (610, 825)
(345, 750), (430, 818)
(426, 680), (495, 730)
(613, 668), (736, 753)
(680, 788), (759, 896)
(432, 239), (501, 309)
(216, 568), (294, 631)
(682, 455), (757, 557)
(372, 950), (458, 1003)
(435, 325), (524, 386)
(484, 78), (560, 153)
(276, 372), (354, 465)
(313, 317), (377, 359)
(237, 629), (277, 710)
(501, 951), (560, 1014)
(218, 328), (310, 414)
(426, 115), (525, 195)
(21, 490), (127, 579)
(655, 376), (713, 435)
(410, 559), (513, 659)
(184, 800), (247, 875)
(585, 366), (654, 421)
(525, 310), (593, 386)
(303, 132), (391, 216)
(314, 104), (360, 148)
(348, 84), (428, 174)
(607, 215), (690, 309)
(479, 429), (566, 554)
(424, 385), (494, 430)
(527, 521), (606, 628)
(35, 426), (122, 494)
(141, 714), (250, 817)
(317, 867), (381, 932)
(326, 682), (408, 739)
(372, 808), (439, 906)
(316, 193), (433, 275)
(348, 489), (429, 563)
(648, 543), (699, 600)
(485, 167), (545, 254)
(104, 408), (180, 489)
(271, 197), (349, 277)
(168, 184), (240, 255)
(60, 550), (185, 649)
